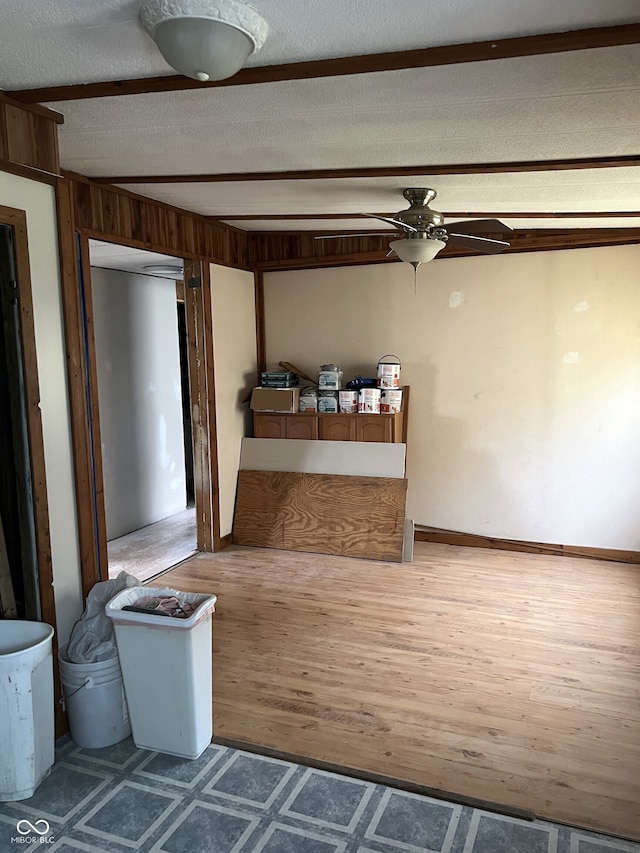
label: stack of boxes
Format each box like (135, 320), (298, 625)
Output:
(250, 370), (300, 413)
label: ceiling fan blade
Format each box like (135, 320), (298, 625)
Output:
(447, 233), (510, 254)
(362, 213), (418, 232)
(445, 218), (512, 234)
(314, 232), (395, 240)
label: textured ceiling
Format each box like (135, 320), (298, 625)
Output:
(89, 240), (184, 278)
(2, 0), (638, 87)
(1, 1), (639, 237)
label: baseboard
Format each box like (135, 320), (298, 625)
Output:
(414, 527), (640, 565)
(217, 533), (233, 551)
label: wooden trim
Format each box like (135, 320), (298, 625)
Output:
(414, 527), (640, 565)
(78, 226), (249, 268)
(218, 533), (233, 550)
(55, 178), (101, 599)
(0, 159), (58, 186)
(250, 227), (640, 272)
(65, 172), (251, 270)
(184, 260), (219, 551)
(0, 91), (64, 123)
(401, 386), (410, 446)
(254, 270), (266, 375)
(11, 23), (640, 103)
(78, 236), (109, 578)
(215, 210), (640, 222)
(0, 101), (61, 176)
(202, 263), (222, 551)
(92, 155), (640, 185)
(0, 204), (62, 733)
(66, 169), (235, 231)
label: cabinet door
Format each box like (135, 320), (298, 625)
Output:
(287, 416), (318, 440)
(254, 413), (287, 439)
(320, 416), (357, 441)
(357, 415), (393, 443)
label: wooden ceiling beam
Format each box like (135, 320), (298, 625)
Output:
(9, 24), (640, 104)
(212, 211), (640, 221)
(91, 155), (640, 185)
(0, 91), (64, 124)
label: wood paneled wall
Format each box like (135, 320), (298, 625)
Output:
(62, 169), (640, 273)
(248, 227), (640, 270)
(67, 172), (251, 268)
(0, 93), (62, 181)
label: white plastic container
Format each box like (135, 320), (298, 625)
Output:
(0, 620), (54, 801)
(380, 388), (403, 413)
(377, 355), (401, 388)
(58, 646), (131, 749)
(358, 387), (381, 414)
(318, 364), (343, 390)
(318, 391), (338, 413)
(105, 587), (217, 759)
(338, 390), (358, 413)
(299, 387), (318, 412)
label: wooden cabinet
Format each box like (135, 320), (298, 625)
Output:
(253, 413), (318, 440)
(357, 415), (395, 443)
(320, 415), (357, 442)
(253, 413), (288, 439)
(287, 416), (318, 440)
(253, 387), (409, 444)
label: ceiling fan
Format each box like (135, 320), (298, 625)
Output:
(315, 188), (512, 268)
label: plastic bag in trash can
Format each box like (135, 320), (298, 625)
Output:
(66, 571), (140, 663)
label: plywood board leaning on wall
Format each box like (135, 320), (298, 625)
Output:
(233, 470), (407, 562)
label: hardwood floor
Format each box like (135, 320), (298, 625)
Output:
(108, 507), (196, 582)
(155, 541), (640, 841)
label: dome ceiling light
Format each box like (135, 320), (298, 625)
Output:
(143, 264), (184, 277)
(140, 0), (268, 82)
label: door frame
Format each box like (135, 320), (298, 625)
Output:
(0, 204), (56, 628)
(56, 179), (221, 596)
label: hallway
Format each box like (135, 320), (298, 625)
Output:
(107, 507), (197, 582)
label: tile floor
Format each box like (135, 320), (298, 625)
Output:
(1, 737), (638, 853)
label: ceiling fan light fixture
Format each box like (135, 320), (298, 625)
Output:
(389, 237), (446, 268)
(140, 0), (268, 82)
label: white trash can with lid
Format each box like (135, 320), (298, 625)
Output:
(105, 587), (217, 759)
(0, 620), (55, 800)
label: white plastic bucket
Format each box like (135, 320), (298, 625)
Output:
(59, 646), (131, 749)
(105, 587), (217, 759)
(377, 355), (401, 388)
(338, 390), (358, 413)
(0, 620), (54, 800)
(380, 388), (403, 413)
(358, 387), (381, 414)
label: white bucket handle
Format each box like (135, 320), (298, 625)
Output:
(378, 354), (401, 367)
(58, 677), (91, 705)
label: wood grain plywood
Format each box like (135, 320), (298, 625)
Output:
(233, 470), (407, 561)
(154, 542), (640, 841)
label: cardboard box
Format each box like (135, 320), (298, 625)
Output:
(250, 387), (300, 413)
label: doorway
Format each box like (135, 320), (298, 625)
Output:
(0, 207), (55, 631)
(88, 240), (197, 582)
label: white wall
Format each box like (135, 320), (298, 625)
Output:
(0, 171), (83, 645)
(210, 264), (257, 536)
(263, 245), (640, 551)
(91, 268), (187, 540)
